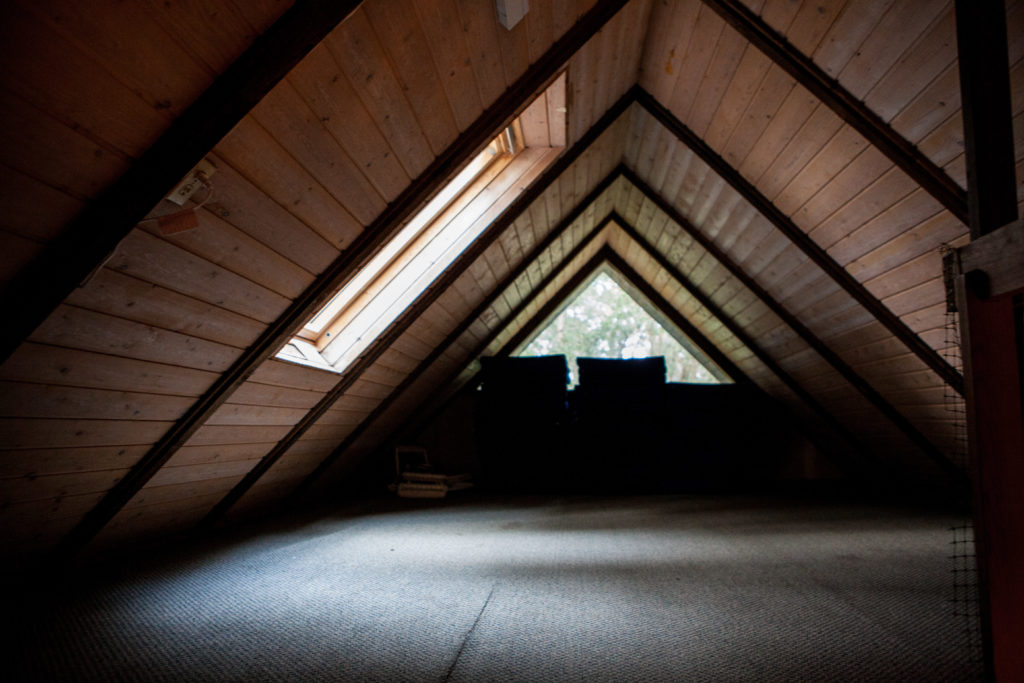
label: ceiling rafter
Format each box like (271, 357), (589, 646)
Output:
(0, 0), (364, 365)
(52, 2), (634, 560)
(631, 86), (966, 396)
(699, 0), (968, 224)
(618, 167), (963, 480)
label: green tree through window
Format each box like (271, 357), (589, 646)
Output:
(519, 272), (721, 386)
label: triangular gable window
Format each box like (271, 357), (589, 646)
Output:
(278, 74), (567, 372)
(518, 269), (727, 387)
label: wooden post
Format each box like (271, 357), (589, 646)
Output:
(954, 1), (1023, 678)
(956, 276), (1024, 681)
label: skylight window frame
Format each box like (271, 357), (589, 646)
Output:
(286, 123), (524, 371)
(297, 135), (511, 344)
(278, 73), (567, 375)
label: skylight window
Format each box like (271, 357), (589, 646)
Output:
(301, 137), (506, 338)
(279, 74), (567, 373)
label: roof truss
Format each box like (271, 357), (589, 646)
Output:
(32, 1), (983, 557)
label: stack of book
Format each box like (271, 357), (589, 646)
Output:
(396, 470), (473, 498)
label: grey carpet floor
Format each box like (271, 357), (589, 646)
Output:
(7, 495), (981, 681)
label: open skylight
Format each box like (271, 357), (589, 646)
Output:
(278, 74), (567, 373)
(518, 270), (726, 387)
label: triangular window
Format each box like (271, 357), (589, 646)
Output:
(518, 269), (726, 387)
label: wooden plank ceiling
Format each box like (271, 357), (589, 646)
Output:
(0, 0), (1021, 560)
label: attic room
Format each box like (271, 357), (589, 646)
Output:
(1, 0), (1022, 680)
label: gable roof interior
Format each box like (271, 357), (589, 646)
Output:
(0, 0), (1021, 561)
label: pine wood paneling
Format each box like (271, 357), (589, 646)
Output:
(24, 0), (215, 116)
(250, 82), (387, 226)
(325, 8), (435, 176)
(0, 445), (149, 480)
(214, 117), (362, 247)
(168, 443), (285, 468)
(65, 269), (265, 349)
(203, 158), (340, 276)
(102, 356), (343, 535)
(29, 305), (242, 373)
(0, 418), (173, 450)
(286, 43), (411, 203)
(1, 492), (107, 557)
(108, 230), (292, 324)
(1, 3), (171, 158)
(0, 383), (193, 422)
(414, 0), (483, 133)
(457, 0), (510, 111)
(0, 343), (219, 397)
(184, 425), (293, 447)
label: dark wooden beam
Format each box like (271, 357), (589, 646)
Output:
(955, 0), (1018, 238)
(699, 0), (968, 224)
(603, 224), (874, 472)
(619, 167), (964, 480)
(53, 2), (632, 560)
(0, 0), (363, 365)
(290, 213), (617, 500)
(954, 1), (1023, 677)
(633, 85), (966, 397)
(956, 278), (1024, 681)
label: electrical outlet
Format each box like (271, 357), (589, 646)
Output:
(166, 159), (217, 206)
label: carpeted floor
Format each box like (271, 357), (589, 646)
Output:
(7, 495), (981, 681)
